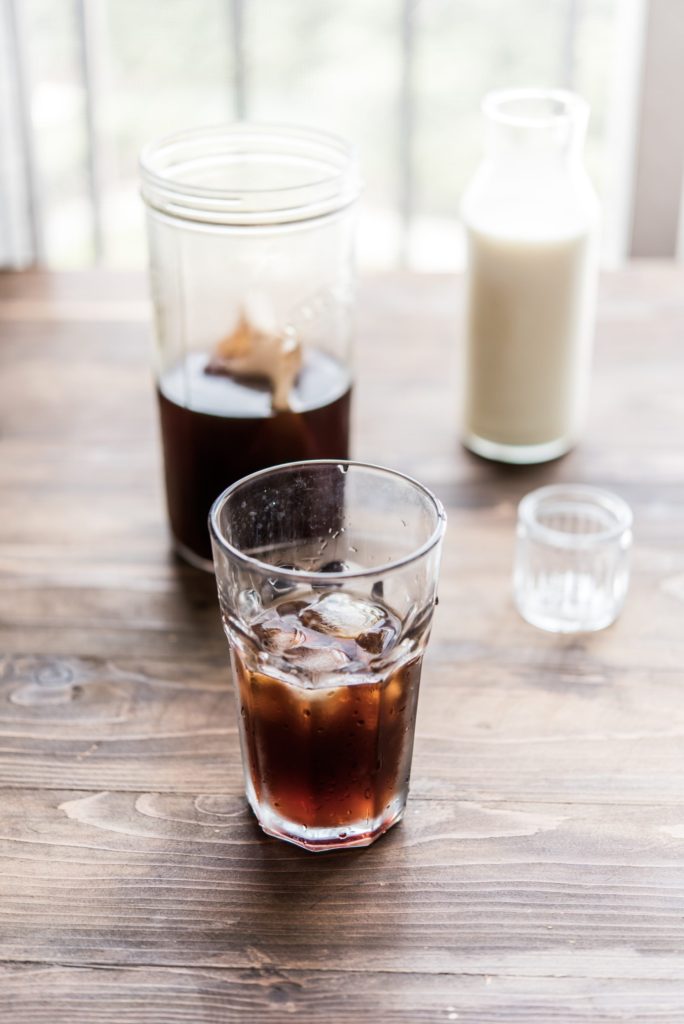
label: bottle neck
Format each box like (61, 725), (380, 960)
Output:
(463, 90), (598, 239)
(483, 88), (588, 173)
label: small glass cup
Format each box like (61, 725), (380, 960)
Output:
(513, 484), (632, 633)
(210, 460), (446, 852)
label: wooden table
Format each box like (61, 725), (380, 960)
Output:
(1, 267), (684, 1022)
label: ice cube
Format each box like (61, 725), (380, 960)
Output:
(356, 625), (394, 655)
(261, 565), (299, 601)
(319, 560), (349, 574)
(273, 598), (308, 617)
(300, 592), (385, 639)
(253, 619), (306, 654)
(238, 588), (262, 621)
(311, 560), (349, 590)
(286, 644), (350, 673)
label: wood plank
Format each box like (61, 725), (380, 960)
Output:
(3, 965), (684, 1023)
(1, 788), (684, 975)
(1, 643), (684, 802)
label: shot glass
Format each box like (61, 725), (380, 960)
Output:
(513, 484), (632, 633)
(210, 460), (446, 852)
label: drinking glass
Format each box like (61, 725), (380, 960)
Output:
(514, 484), (632, 633)
(210, 460), (446, 851)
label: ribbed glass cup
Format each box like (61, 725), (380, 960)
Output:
(514, 484), (632, 633)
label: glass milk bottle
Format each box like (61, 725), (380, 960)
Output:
(461, 89), (599, 464)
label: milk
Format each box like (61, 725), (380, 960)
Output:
(461, 88), (599, 462)
(463, 224), (597, 451)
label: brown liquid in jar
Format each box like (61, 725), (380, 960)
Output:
(157, 350), (351, 564)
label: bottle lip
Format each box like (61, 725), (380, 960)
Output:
(139, 122), (362, 226)
(518, 485), (633, 550)
(482, 88), (589, 130)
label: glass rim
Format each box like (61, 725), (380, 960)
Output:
(518, 484), (633, 549)
(482, 87), (589, 130)
(139, 122), (362, 225)
(209, 459), (447, 582)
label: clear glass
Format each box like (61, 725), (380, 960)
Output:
(140, 124), (361, 570)
(514, 484), (632, 633)
(210, 460), (446, 852)
(461, 89), (600, 464)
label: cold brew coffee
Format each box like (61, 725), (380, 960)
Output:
(232, 589), (422, 847)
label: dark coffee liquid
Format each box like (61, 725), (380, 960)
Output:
(233, 590), (422, 834)
(157, 350), (351, 564)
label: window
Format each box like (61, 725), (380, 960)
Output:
(0, 0), (662, 270)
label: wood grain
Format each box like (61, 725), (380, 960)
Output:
(1, 267), (684, 1021)
(2, 649), (684, 804)
(3, 966), (684, 1024)
(2, 787), (684, 976)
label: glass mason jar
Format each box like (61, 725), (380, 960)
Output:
(461, 89), (600, 464)
(140, 124), (361, 570)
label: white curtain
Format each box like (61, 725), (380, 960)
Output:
(0, 0), (37, 268)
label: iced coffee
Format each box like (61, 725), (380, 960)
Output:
(234, 590), (422, 840)
(210, 461), (446, 852)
